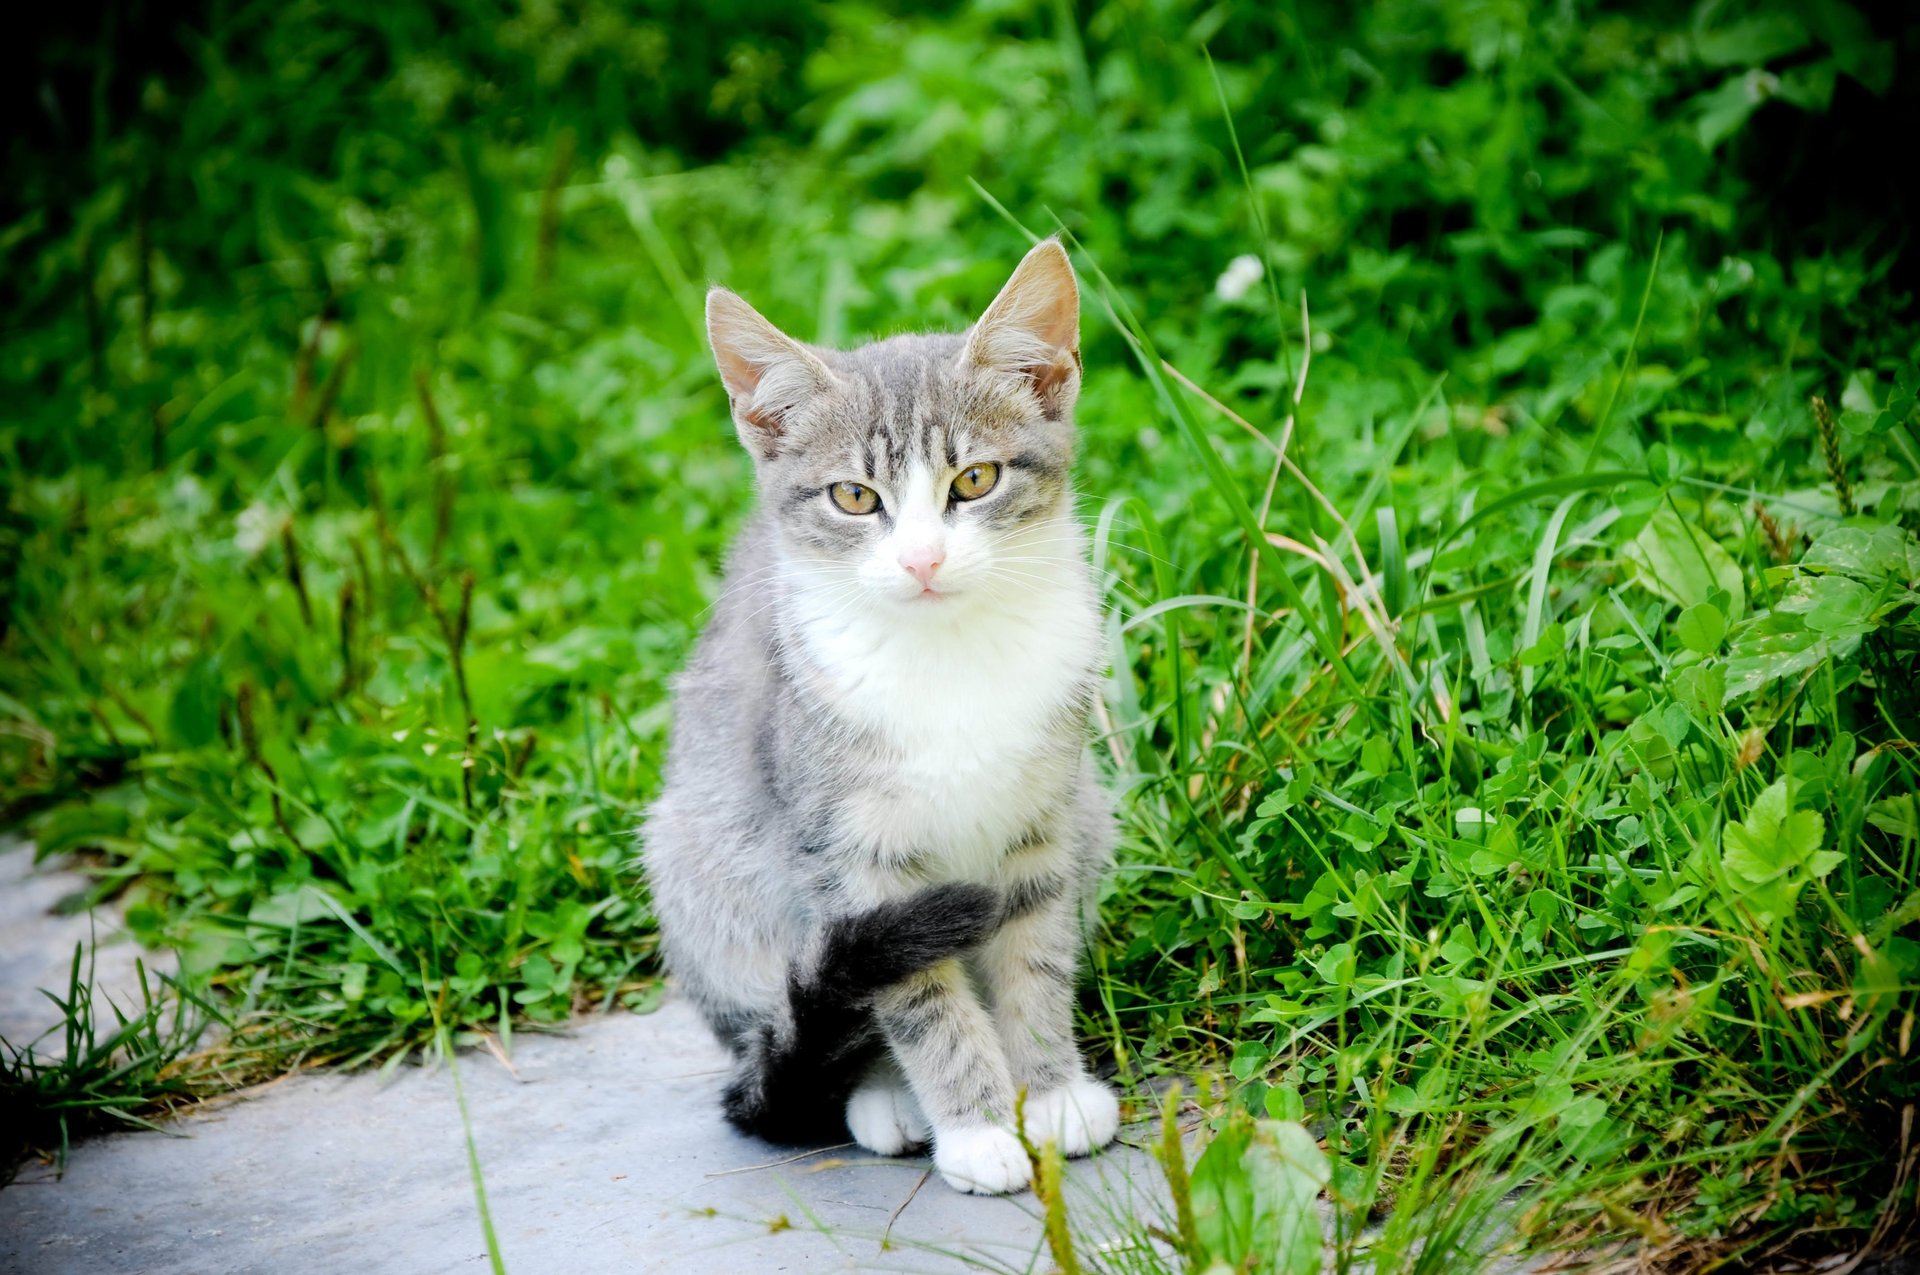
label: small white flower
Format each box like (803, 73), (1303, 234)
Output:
(1214, 253), (1265, 302)
(170, 474), (211, 518)
(234, 502), (279, 556)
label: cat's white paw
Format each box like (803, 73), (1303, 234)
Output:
(1023, 1077), (1120, 1157)
(933, 1124), (1032, 1195)
(846, 1078), (930, 1156)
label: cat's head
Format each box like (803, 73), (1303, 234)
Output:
(705, 240), (1083, 610)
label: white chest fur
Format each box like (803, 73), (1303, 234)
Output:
(788, 571), (1100, 887)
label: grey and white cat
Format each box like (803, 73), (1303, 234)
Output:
(642, 240), (1119, 1195)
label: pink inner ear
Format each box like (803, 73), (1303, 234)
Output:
(1025, 349), (1080, 421)
(1026, 288), (1079, 358)
(735, 396), (783, 438)
(714, 344), (765, 407)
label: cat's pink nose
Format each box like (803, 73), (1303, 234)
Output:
(898, 545), (944, 588)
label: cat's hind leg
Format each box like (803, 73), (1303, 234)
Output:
(845, 1053), (931, 1155)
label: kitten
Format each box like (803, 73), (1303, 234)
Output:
(642, 240), (1119, 1195)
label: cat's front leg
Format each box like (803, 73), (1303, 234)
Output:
(976, 874), (1119, 1158)
(872, 959), (1030, 1194)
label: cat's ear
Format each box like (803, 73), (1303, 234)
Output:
(706, 287), (839, 457)
(961, 238), (1081, 421)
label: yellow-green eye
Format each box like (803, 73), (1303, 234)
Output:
(830, 481), (880, 515)
(951, 462), (999, 502)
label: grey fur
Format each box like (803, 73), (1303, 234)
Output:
(642, 243), (1116, 1187)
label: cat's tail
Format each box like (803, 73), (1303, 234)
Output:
(721, 882), (999, 1145)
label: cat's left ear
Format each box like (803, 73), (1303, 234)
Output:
(961, 238), (1081, 421)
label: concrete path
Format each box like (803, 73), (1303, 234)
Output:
(0, 841), (174, 1054)
(0, 846), (1166, 1274)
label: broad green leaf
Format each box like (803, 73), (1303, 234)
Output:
(1624, 508), (1745, 621)
(1440, 921), (1480, 963)
(1694, 13), (1809, 66)
(1229, 1039), (1271, 1081)
(1519, 619), (1565, 667)
(1799, 576), (1875, 633)
(1722, 575), (1877, 702)
(520, 954), (557, 988)
(1777, 59), (1838, 111)
(1190, 1121), (1257, 1265)
(1454, 806), (1493, 842)
(1527, 1080), (1574, 1119)
(1842, 371), (1878, 413)
(1255, 787), (1294, 820)
(1314, 942), (1356, 987)
(1723, 622), (1832, 700)
(1671, 663), (1725, 716)
(1816, 1), (1894, 94)
(1190, 1120), (1330, 1275)
(1653, 701), (1693, 749)
(1724, 780), (1825, 886)
(1773, 573), (1884, 635)
(247, 885), (339, 930)
(1558, 1093), (1607, 1130)
(1866, 795), (1917, 840)
(1674, 601), (1726, 654)
(1264, 1084), (1306, 1122)
(1561, 1111), (1622, 1159)
(1693, 76), (1762, 151)
(1802, 525), (1920, 584)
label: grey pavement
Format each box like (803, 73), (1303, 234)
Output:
(0, 841), (175, 1055)
(0, 845), (1168, 1275)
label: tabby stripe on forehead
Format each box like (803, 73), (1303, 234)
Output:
(1005, 451), (1065, 481)
(914, 361), (933, 458)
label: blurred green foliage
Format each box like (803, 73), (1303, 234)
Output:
(3, 0), (1918, 1264)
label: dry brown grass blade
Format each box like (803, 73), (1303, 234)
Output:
(1158, 350), (1416, 702)
(1239, 290), (1313, 682)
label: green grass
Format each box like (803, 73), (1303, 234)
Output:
(1, 941), (220, 1181)
(5, 0), (1919, 1268)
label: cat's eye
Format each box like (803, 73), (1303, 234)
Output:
(830, 481), (880, 515)
(951, 463), (1000, 502)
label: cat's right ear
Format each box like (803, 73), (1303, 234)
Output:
(706, 288), (838, 459)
